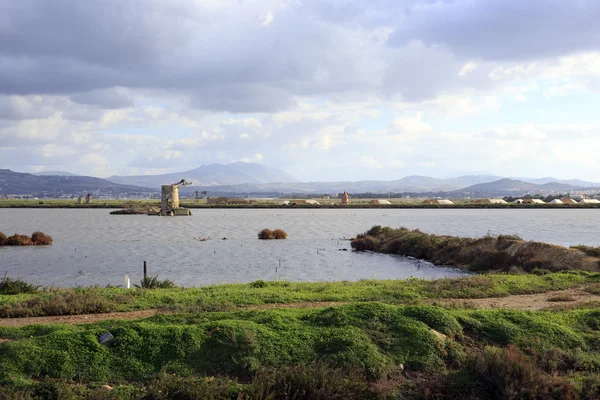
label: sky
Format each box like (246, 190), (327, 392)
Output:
(1, 0), (600, 182)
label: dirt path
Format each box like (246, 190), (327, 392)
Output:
(1, 290), (599, 329)
(438, 288), (600, 310)
(0, 309), (162, 328)
(245, 301), (350, 311)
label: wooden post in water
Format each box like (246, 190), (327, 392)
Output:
(143, 261), (147, 280)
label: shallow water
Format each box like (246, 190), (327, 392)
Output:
(0, 208), (598, 287)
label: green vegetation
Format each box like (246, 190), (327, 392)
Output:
(0, 274), (39, 295)
(2, 302), (600, 398)
(257, 228), (288, 239)
(0, 231), (52, 246)
(135, 275), (177, 289)
(1, 271), (599, 318)
(352, 226), (600, 272)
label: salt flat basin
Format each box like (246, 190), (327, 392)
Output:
(1, 208), (598, 287)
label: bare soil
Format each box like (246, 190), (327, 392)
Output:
(0, 309), (162, 328)
(1, 290), (599, 329)
(437, 288), (600, 310)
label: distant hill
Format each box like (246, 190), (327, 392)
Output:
(107, 162), (299, 188)
(33, 171), (80, 177)
(177, 175), (505, 195)
(0, 169), (156, 197)
(180, 176), (588, 197)
(519, 177), (600, 188)
(451, 178), (578, 197)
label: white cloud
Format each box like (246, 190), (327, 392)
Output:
(458, 62), (478, 77)
(360, 156), (383, 168)
(261, 12), (274, 27)
(241, 153), (264, 163)
(393, 113), (432, 136)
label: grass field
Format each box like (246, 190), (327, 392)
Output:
(2, 292), (600, 398)
(2, 271), (599, 318)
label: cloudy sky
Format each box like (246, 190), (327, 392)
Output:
(1, 0), (600, 181)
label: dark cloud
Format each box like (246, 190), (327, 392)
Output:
(70, 88), (134, 109)
(389, 0), (600, 61)
(1, 0), (599, 113)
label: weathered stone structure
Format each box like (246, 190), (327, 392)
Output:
(77, 196), (82, 204)
(160, 179), (192, 216)
(194, 191), (200, 205)
(85, 193), (92, 204)
(341, 191), (350, 205)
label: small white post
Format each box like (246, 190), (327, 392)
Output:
(124, 274), (131, 289)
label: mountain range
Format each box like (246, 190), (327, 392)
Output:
(5, 162), (600, 198)
(0, 169), (156, 197)
(107, 162), (298, 187)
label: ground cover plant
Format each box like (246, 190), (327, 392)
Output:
(2, 303), (600, 398)
(351, 226), (600, 272)
(1, 271), (599, 318)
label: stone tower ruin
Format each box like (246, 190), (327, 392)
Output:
(160, 179), (192, 216)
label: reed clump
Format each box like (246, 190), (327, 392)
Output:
(351, 225), (600, 272)
(258, 228), (288, 240)
(0, 231), (53, 246)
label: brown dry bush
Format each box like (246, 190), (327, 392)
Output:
(0, 292), (117, 318)
(351, 225), (597, 273)
(469, 345), (574, 400)
(246, 362), (370, 400)
(258, 228), (275, 240)
(6, 234), (33, 246)
(0, 232), (7, 246)
(31, 231), (53, 245)
(273, 229), (288, 239)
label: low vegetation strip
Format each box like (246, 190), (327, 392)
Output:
(351, 226), (600, 272)
(0, 231), (52, 246)
(1, 272), (599, 318)
(1, 303), (600, 398)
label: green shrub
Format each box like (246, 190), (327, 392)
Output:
(250, 280), (267, 288)
(0, 274), (40, 295)
(135, 275), (177, 289)
(402, 305), (463, 338)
